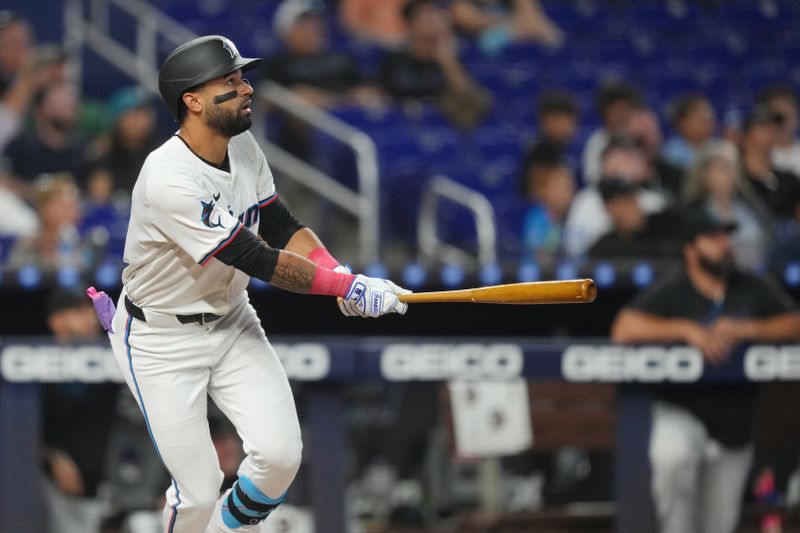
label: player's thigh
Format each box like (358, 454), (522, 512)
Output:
(109, 314), (222, 497)
(208, 304), (300, 452)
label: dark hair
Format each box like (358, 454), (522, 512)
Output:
(669, 92), (709, 126)
(402, 0), (434, 21)
(176, 83), (202, 124)
(177, 98), (189, 123)
(537, 90), (579, 118)
(757, 84), (797, 106)
(595, 83), (641, 115)
(600, 136), (644, 161)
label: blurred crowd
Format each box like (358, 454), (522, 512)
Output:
(2, 1), (800, 532)
(1, 1), (798, 285)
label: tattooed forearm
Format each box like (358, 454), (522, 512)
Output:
(268, 251), (316, 293)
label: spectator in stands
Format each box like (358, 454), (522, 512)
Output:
(3, 81), (86, 188)
(758, 85), (800, 176)
(611, 209), (800, 533)
(86, 86), (158, 197)
(564, 138), (668, 257)
(625, 105), (685, 200)
(379, 0), (491, 130)
(520, 159), (574, 268)
(341, 0), (411, 47)
(42, 288), (119, 533)
(683, 139), (771, 270)
(581, 83), (642, 184)
(587, 179), (680, 259)
(7, 173), (94, 274)
(519, 90), (580, 188)
(265, 0), (379, 109)
(739, 105), (800, 222)
(0, 13), (66, 238)
(448, 0), (563, 54)
(0, 12), (67, 151)
(661, 93), (717, 171)
(264, 0), (381, 159)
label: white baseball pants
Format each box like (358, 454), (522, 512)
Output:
(649, 401), (753, 533)
(108, 292), (302, 533)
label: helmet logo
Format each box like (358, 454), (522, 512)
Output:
(221, 38), (238, 59)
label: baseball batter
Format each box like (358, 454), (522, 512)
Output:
(103, 35), (409, 533)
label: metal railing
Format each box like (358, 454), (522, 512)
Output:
(63, 0), (380, 267)
(417, 175), (498, 267)
(256, 82), (380, 266)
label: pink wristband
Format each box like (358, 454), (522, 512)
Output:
(309, 266), (355, 297)
(308, 247), (340, 270)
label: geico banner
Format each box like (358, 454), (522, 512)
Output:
(1, 345), (123, 383)
(380, 343), (524, 381)
(744, 345), (800, 381)
(272, 343), (330, 380)
(562, 345), (704, 383)
(0, 343), (332, 383)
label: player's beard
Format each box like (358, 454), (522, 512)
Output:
(206, 102), (251, 138)
(697, 249), (735, 280)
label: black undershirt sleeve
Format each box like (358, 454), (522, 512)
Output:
(214, 226), (280, 282)
(259, 198), (306, 249)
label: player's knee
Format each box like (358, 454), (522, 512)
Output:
(251, 433), (303, 482)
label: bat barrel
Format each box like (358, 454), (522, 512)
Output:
(398, 279), (597, 305)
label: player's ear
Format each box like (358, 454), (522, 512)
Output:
(182, 90), (203, 115)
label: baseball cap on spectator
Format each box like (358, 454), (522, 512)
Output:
(46, 287), (89, 316)
(681, 209), (737, 244)
(106, 86), (153, 124)
(273, 0), (324, 35)
(598, 178), (639, 201)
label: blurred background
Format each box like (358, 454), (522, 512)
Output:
(1, 0), (800, 532)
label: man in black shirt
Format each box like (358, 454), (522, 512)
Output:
(378, 0), (490, 129)
(611, 209), (800, 533)
(2, 81), (86, 185)
(42, 289), (119, 533)
(264, 0), (371, 108)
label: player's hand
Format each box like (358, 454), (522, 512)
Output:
(340, 274), (410, 318)
(47, 449), (84, 496)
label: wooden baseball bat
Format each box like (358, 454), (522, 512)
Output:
(397, 279), (597, 305)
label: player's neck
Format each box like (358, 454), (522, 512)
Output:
(178, 121), (229, 166)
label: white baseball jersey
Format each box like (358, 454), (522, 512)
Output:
(122, 130), (275, 315)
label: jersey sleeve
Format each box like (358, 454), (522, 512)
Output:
(147, 173), (245, 266)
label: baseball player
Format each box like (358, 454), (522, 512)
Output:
(101, 35), (409, 533)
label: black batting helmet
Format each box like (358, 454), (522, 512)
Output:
(158, 35), (263, 119)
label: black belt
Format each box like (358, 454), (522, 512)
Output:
(125, 296), (222, 325)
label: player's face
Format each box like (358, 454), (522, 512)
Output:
(202, 69), (254, 138)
